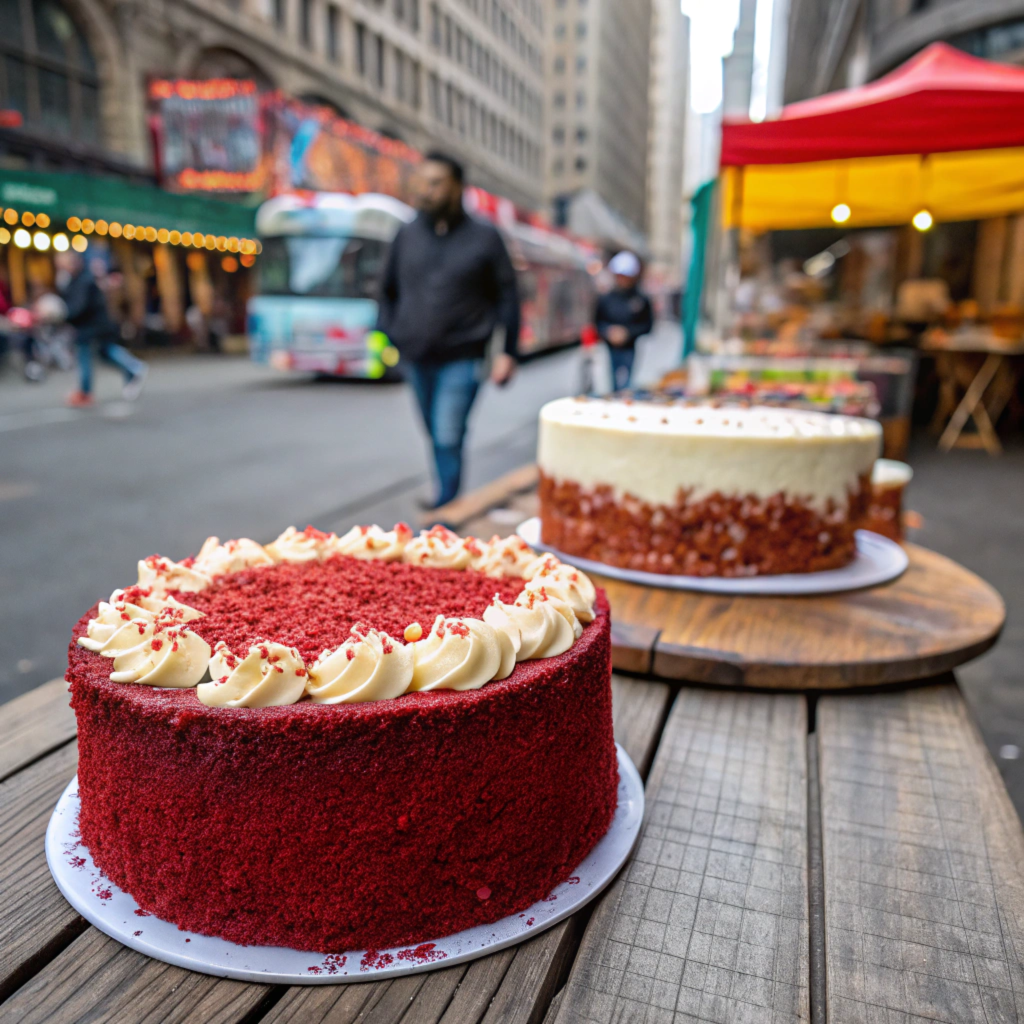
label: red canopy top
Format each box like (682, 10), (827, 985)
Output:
(721, 43), (1024, 167)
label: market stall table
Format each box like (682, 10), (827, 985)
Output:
(922, 330), (1024, 455)
(1, 474), (1018, 1024)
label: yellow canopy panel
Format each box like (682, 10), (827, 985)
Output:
(721, 147), (1024, 231)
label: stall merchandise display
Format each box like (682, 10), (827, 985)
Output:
(538, 397), (881, 577)
(66, 526), (616, 953)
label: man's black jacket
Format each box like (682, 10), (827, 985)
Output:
(376, 210), (520, 364)
(595, 286), (654, 349)
(61, 268), (118, 345)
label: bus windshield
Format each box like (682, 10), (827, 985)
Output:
(258, 235), (389, 299)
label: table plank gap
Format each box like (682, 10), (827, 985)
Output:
(259, 976), (388, 1023)
(437, 947), (517, 1023)
(819, 680), (1024, 1023)
(0, 678), (76, 783)
(554, 688), (811, 1023)
(0, 926), (277, 1024)
(396, 964), (470, 1023)
(806, 732), (826, 1024)
(0, 742), (85, 1001)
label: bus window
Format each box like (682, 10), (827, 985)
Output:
(259, 236), (390, 299)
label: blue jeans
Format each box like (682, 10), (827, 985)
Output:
(406, 357), (485, 506)
(78, 336), (145, 395)
(608, 344), (635, 391)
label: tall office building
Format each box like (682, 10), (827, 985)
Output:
(0, 0), (546, 207)
(543, 0), (652, 250)
(646, 0), (688, 283)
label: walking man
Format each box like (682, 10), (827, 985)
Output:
(596, 251), (653, 392)
(376, 152), (519, 510)
(57, 249), (147, 407)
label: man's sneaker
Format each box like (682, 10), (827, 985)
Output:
(66, 391), (95, 408)
(122, 365), (149, 402)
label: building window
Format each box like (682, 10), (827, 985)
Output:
(553, 55), (564, 73)
(409, 0), (419, 31)
(576, 20), (586, 38)
(355, 22), (367, 75)
(575, 126), (587, 143)
(0, 0), (100, 143)
(576, 55), (586, 73)
(274, 0), (286, 28)
(444, 15), (452, 55)
(553, 91), (565, 109)
(428, 71), (440, 117)
(552, 125), (564, 144)
(430, 3), (440, 46)
(552, 158), (563, 175)
(376, 34), (385, 88)
(395, 49), (406, 101)
(327, 5), (340, 61)
(411, 60), (421, 107)
(554, 22), (565, 39)
(300, 0), (312, 46)
(575, 89), (586, 109)
(575, 155), (586, 171)
(445, 82), (454, 126)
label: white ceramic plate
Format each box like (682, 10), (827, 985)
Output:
(46, 744), (643, 984)
(516, 517), (909, 596)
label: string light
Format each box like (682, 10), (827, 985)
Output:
(912, 209), (934, 232)
(32, 230), (50, 251)
(81, 219), (95, 234)
(108, 222), (123, 238)
(221, 255), (238, 273)
(36, 213), (50, 228)
(95, 220), (108, 235)
(53, 233), (69, 251)
(240, 253), (256, 267)
(830, 203), (851, 224)
(71, 234), (88, 252)
(13, 228), (30, 248)
(0, 227), (10, 244)
(67, 216), (82, 231)
(2, 209), (15, 225)
(21, 211), (34, 226)
(157, 228), (170, 244)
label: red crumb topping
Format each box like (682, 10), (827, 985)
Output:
(300, 525), (333, 541)
(150, 639), (163, 651)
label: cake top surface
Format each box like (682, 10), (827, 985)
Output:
(541, 396), (882, 442)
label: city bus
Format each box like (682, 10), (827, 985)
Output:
(248, 191), (596, 379)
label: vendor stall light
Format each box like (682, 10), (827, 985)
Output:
(912, 209), (934, 232)
(254, 240), (262, 254)
(155, 228), (169, 243)
(181, 231), (192, 245)
(227, 237), (239, 253)
(71, 234), (88, 253)
(221, 255), (238, 273)
(123, 224), (135, 239)
(215, 235), (227, 251)
(204, 234), (216, 249)
(240, 253), (256, 267)
(830, 203), (851, 224)
(169, 230), (181, 245)
(144, 226), (157, 242)
(108, 222), (122, 238)
(53, 233), (69, 251)
(240, 239), (255, 255)
(381, 345), (400, 368)
(67, 216), (81, 231)
(81, 219), (94, 234)
(32, 231), (49, 251)
(13, 228), (30, 248)
(36, 213), (50, 228)
(95, 220), (108, 235)
(4, 209), (18, 225)
(0, 227), (11, 244)
(21, 211), (34, 226)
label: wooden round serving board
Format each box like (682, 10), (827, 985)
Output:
(601, 543), (1004, 690)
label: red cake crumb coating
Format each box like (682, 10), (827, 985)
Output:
(68, 556), (617, 952)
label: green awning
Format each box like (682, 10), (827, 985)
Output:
(0, 168), (256, 238)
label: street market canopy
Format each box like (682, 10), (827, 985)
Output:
(720, 43), (1024, 230)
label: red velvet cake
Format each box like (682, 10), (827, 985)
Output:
(67, 525), (617, 952)
(538, 398), (882, 576)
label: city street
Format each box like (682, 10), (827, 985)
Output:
(0, 325), (682, 707)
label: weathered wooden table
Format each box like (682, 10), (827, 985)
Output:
(1, 479), (1019, 1023)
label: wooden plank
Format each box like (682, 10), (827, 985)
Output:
(428, 464), (539, 529)
(0, 742), (86, 1002)
(818, 682), (1024, 1022)
(263, 675), (672, 1024)
(0, 927), (276, 1024)
(648, 544), (1004, 689)
(0, 678), (76, 783)
(554, 689), (810, 1023)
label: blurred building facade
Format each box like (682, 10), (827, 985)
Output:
(0, 0), (545, 208)
(543, 0), (652, 251)
(785, 0), (1024, 102)
(645, 0), (688, 284)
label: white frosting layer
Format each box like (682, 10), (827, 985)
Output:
(106, 620), (211, 688)
(538, 398), (882, 511)
(331, 523), (413, 561)
(77, 588), (202, 655)
(403, 526), (475, 569)
(194, 537), (274, 577)
(408, 615), (503, 691)
(306, 628), (413, 703)
(471, 535), (540, 578)
(198, 641), (308, 707)
(137, 556), (211, 596)
(266, 526), (337, 563)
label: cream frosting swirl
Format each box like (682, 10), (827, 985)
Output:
(306, 626), (413, 703)
(106, 619), (211, 688)
(197, 641), (307, 707)
(470, 534), (541, 578)
(137, 555), (212, 596)
(408, 615), (505, 691)
(403, 526), (476, 570)
(331, 523), (413, 562)
(193, 536), (274, 577)
(78, 587), (202, 655)
(265, 525), (337, 563)
(484, 589), (582, 661)
(523, 557), (597, 623)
